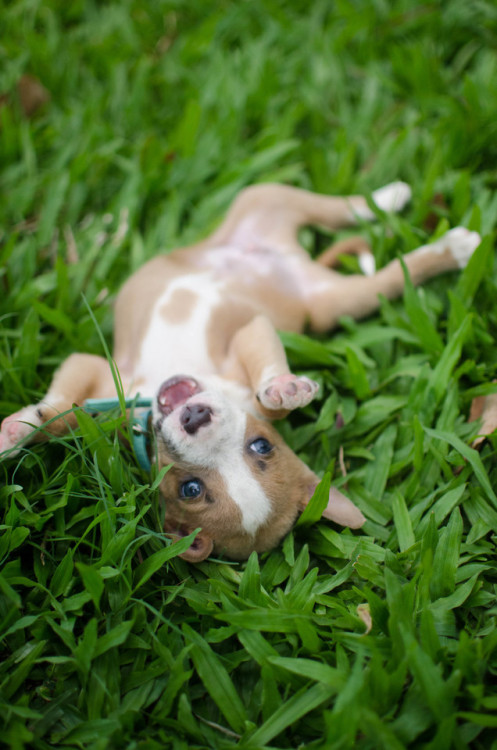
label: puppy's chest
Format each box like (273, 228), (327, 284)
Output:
(132, 273), (221, 393)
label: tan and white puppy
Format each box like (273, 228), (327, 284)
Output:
(0, 182), (481, 561)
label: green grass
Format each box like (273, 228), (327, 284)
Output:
(1, 0), (497, 747)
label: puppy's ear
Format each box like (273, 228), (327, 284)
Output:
(302, 475), (366, 529)
(321, 486), (365, 528)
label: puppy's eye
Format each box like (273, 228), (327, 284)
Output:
(180, 479), (203, 499)
(249, 438), (273, 455)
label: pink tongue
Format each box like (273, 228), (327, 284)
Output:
(158, 377), (199, 414)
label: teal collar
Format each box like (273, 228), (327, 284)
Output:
(84, 396), (153, 472)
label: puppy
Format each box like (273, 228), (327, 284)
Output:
(0, 182), (481, 561)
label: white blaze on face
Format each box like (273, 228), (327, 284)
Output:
(218, 436), (273, 536)
(157, 390), (272, 535)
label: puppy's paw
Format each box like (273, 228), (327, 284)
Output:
(372, 181), (412, 213)
(441, 227), (481, 268)
(258, 374), (319, 412)
(0, 406), (41, 458)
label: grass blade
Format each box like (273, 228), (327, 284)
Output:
(183, 623), (247, 733)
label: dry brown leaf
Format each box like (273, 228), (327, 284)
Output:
(0, 74), (50, 118)
(356, 603), (372, 634)
(469, 382), (497, 448)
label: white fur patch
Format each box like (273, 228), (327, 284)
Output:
(221, 451), (272, 535)
(358, 252), (376, 276)
(411, 227), (481, 269)
(134, 273), (221, 396)
(351, 181), (412, 222)
(441, 227), (481, 268)
(372, 181), (412, 213)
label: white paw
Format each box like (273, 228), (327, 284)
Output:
(258, 374), (319, 411)
(0, 406), (41, 458)
(441, 227), (481, 268)
(358, 252), (376, 276)
(372, 181), (412, 213)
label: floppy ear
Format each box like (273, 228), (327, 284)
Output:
(302, 475), (366, 529)
(321, 486), (366, 528)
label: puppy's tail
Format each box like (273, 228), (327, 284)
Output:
(316, 236), (376, 276)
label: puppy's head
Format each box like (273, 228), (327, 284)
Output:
(153, 376), (364, 562)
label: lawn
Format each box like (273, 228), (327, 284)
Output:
(1, 0), (497, 747)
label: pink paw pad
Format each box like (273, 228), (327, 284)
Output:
(0, 407), (41, 457)
(259, 374), (319, 411)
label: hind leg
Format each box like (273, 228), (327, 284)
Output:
(0, 353), (114, 457)
(206, 181), (411, 253)
(306, 227), (481, 331)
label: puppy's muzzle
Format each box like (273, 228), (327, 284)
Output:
(180, 403), (213, 435)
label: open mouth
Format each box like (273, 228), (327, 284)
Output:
(157, 376), (202, 417)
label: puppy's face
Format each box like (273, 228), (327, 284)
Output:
(153, 376), (363, 561)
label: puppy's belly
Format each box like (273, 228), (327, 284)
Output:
(198, 244), (303, 295)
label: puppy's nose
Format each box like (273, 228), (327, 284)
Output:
(180, 403), (212, 435)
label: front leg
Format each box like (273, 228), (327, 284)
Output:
(0, 353), (114, 457)
(226, 315), (319, 418)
